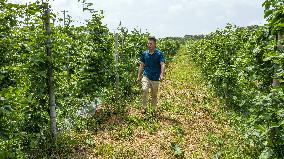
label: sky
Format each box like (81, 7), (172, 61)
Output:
(12, 0), (266, 38)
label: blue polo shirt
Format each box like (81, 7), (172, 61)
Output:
(140, 48), (165, 81)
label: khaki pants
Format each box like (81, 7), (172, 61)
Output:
(141, 76), (160, 109)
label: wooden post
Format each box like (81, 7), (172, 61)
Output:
(114, 33), (119, 100)
(25, 3), (28, 26)
(61, 10), (71, 83)
(61, 10), (69, 26)
(43, 2), (57, 138)
(273, 32), (283, 87)
(278, 32), (284, 50)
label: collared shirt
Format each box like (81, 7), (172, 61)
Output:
(140, 48), (165, 81)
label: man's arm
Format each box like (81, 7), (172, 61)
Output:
(160, 62), (165, 81)
(137, 63), (144, 82)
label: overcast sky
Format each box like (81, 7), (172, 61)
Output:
(14, 0), (266, 38)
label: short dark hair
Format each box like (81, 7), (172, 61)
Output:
(148, 36), (156, 43)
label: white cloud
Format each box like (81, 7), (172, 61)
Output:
(11, 0), (266, 38)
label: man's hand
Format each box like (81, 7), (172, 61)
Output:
(137, 63), (144, 83)
(136, 76), (142, 82)
(160, 62), (165, 82)
(159, 74), (164, 82)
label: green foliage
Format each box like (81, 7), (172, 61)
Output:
(78, 11), (115, 96)
(0, 1), (49, 157)
(185, 24), (284, 158)
(158, 37), (181, 62)
(263, 0), (284, 34)
(116, 26), (149, 99)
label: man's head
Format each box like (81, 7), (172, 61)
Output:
(147, 36), (156, 51)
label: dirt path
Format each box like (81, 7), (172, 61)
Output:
(72, 47), (247, 159)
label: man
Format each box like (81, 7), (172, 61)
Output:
(137, 36), (165, 115)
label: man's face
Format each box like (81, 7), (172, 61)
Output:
(147, 40), (156, 50)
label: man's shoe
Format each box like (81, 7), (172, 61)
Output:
(141, 109), (146, 114)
